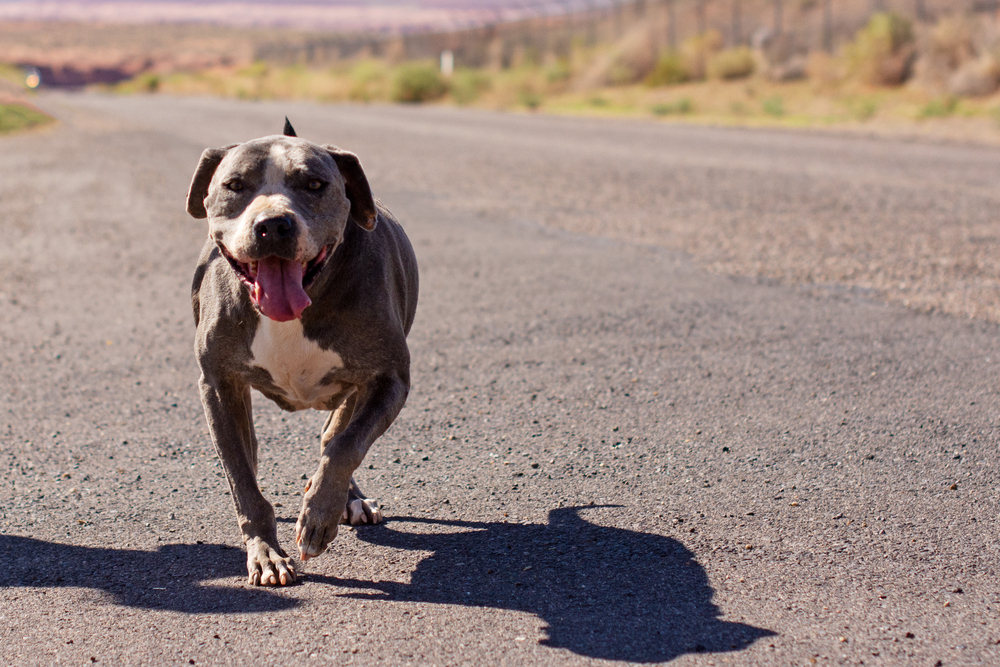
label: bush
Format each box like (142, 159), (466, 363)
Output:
(707, 47), (756, 80)
(680, 30), (724, 81)
(450, 69), (492, 105)
(928, 15), (975, 71)
(651, 98), (693, 115)
(238, 61), (269, 78)
(919, 96), (958, 118)
(854, 98), (879, 120)
(762, 96), (784, 116)
(392, 63), (446, 103)
(914, 15), (977, 93)
(602, 26), (659, 86)
(606, 60), (642, 86)
(518, 86), (542, 109)
(845, 12), (915, 86)
(348, 60), (389, 102)
(646, 51), (689, 86)
(137, 73), (160, 92)
(545, 61), (573, 84)
(948, 56), (1000, 97)
(0, 103), (54, 134)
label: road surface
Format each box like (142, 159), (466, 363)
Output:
(1, 93), (999, 666)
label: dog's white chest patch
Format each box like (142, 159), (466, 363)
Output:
(250, 318), (344, 410)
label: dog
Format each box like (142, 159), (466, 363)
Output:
(185, 119), (418, 586)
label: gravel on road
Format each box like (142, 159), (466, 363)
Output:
(0, 94), (998, 666)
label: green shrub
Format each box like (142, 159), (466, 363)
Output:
(518, 87), (543, 109)
(855, 98), (879, 120)
(0, 63), (29, 88)
(646, 51), (689, 86)
(606, 61), (641, 86)
(545, 61), (573, 84)
(707, 47), (756, 80)
(348, 60), (389, 102)
(391, 62), (446, 103)
(238, 61), (269, 78)
(919, 96), (958, 118)
(450, 69), (492, 105)
(651, 98), (693, 115)
(680, 30), (724, 81)
(0, 103), (54, 134)
(137, 73), (160, 92)
(762, 96), (784, 116)
(845, 12), (915, 86)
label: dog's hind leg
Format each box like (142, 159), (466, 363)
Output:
(344, 476), (383, 525)
(319, 390), (357, 453)
(315, 391), (383, 526)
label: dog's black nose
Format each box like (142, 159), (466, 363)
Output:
(254, 216), (294, 240)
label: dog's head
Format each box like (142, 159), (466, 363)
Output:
(186, 125), (376, 323)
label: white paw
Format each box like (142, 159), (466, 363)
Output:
(342, 498), (383, 525)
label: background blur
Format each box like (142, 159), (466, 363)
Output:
(4, 0), (1000, 138)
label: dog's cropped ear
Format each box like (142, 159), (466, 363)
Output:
(324, 145), (377, 231)
(283, 117), (296, 137)
(186, 146), (234, 219)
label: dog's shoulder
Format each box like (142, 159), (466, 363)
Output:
(191, 239), (218, 327)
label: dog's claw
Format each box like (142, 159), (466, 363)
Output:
(245, 536), (296, 586)
(346, 498), (383, 526)
(295, 520), (331, 561)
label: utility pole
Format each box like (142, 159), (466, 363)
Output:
(774, 0), (782, 35)
(823, 0), (832, 53)
(732, 0), (741, 46)
(668, 0), (677, 48)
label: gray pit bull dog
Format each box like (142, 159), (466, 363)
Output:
(186, 120), (418, 586)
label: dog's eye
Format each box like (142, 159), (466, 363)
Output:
(225, 180), (244, 192)
(307, 179), (324, 191)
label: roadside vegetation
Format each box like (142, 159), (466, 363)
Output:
(91, 11), (1000, 137)
(0, 102), (54, 134)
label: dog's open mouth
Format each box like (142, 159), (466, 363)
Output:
(221, 245), (334, 322)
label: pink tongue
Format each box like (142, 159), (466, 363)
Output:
(253, 257), (312, 322)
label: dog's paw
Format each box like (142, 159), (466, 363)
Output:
(295, 481), (347, 561)
(342, 498), (383, 525)
(246, 536), (296, 586)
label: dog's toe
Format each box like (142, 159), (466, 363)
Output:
(295, 511), (338, 561)
(345, 498), (382, 525)
(246, 537), (296, 586)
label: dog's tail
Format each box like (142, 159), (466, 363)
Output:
(283, 117), (296, 137)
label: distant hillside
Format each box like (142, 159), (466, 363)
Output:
(0, 0), (584, 32)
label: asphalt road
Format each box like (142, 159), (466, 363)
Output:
(1, 93), (999, 666)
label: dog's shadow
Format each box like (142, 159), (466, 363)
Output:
(319, 506), (775, 663)
(1, 508), (773, 661)
(0, 537), (297, 613)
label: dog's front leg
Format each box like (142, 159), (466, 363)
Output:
(296, 373), (408, 560)
(200, 376), (296, 586)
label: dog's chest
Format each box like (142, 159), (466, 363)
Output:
(249, 318), (344, 410)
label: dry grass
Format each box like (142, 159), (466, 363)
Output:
(108, 56), (1000, 145)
